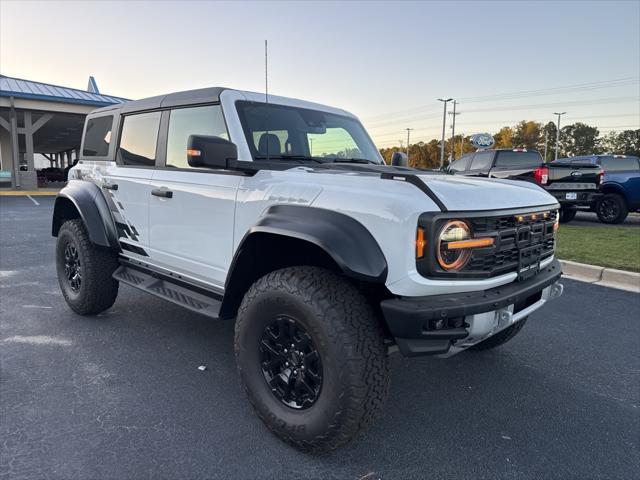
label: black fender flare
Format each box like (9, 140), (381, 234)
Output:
(52, 180), (118, 248)
(230, 205), (388, 283)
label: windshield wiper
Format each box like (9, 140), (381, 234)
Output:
(331, 157), (378, 164)
(254, 154), (325, 164)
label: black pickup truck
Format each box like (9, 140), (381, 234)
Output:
(449, 149), (603, 222)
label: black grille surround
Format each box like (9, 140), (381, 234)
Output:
(416, 206), (559, 279)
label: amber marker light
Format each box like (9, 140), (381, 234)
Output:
(187, 149), (201, 156)
(447, 237), (494, 250)
(416, 227), (426, 258)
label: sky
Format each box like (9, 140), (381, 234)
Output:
(1, 0), (639, 148)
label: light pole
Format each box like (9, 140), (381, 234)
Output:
(405, 128), (413, 163)
(448, 100), (460, 161)
(438, 98), (453, 168)
(553, 112), (566, 161)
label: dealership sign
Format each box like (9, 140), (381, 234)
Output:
(470, 133), (495, 150)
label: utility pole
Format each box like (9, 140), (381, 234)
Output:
(459, 133), (464, 158)
(553, 112), (566, 161)
(438, 98), (453, 168)
(405, 128), (413, 163)
(448, 101), (460, 161)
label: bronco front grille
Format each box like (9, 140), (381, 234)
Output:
(465, 211), (557, 277)
(416, 208), (558, 279)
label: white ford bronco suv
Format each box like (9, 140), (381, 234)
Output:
(52, 87), (564, 451)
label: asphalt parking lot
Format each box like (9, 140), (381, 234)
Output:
(1, 196), (639, 480)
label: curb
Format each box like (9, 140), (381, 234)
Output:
(560, 259), (640, 293)
(0, 191), (59, 196)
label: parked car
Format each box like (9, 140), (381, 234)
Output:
(553, 155), (640, 224)
(449, 149), (603, 223)
(52, 87), (563, 452)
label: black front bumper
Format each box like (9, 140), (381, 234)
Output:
(551, 191), (602, 207)
(380, 259), (562, 356)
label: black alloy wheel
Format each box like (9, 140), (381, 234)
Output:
(259, 315), (322, 410)
(63, 242), (82, 293)
(597, 197), (621, 223)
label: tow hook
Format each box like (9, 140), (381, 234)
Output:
(549, 282), (564, 299)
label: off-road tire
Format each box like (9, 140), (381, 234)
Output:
(234, 266), (390, 452)
(468, 317), (528, 351)
(559, 207), (577, 223)
(596, 193), (628, 224)
(56, 219), (119, 315)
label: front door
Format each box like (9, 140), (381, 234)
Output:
(147, 104), (240, 289)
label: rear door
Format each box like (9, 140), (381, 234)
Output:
(104, 111), (162, 259)
(148, 104), (241, 289)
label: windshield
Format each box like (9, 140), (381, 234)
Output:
(494, 151), (543, 167)
(236, 101), (383, 164)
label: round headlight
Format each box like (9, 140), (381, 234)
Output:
(437, 220), (472, 271)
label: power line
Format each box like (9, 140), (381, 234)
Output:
(365, 96), (639, 133)
(362, 76), (639, 122)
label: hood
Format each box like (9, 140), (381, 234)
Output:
(308, 163), (558, 212)
(413, 173), (558, 211)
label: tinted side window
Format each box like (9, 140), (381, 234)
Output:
(83, 115), (113, 157)
(450, 154), (472, 172)
(166, 105), (228, 169)
(470, 151), (494, 170)
(118, 112), (161, 167)
(495, 151), (543, 166)
(601, 156), (640, 171)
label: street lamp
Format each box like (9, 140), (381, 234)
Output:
(553, 112), (566, 161)
(438, 98), (453, 168)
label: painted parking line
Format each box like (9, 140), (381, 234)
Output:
(27, 195), (40, 206)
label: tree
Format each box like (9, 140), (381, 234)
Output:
(494, 126), (514, 149)
(512, 121), (542, 151)
(602, 129), (640, 156)
(561, 122), (600, 156)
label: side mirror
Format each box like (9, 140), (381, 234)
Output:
(391, 151), (408, 167)
(187, 135), (238, 169)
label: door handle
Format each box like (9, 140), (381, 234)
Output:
(103, 182), (118, 190)
(151, 188), (173, 199)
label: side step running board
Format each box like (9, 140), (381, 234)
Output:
(113, 265), (222, 318)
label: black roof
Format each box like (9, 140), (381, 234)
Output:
(91, 87), (228, 115)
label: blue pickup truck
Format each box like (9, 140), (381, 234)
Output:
(553, 155), (640, 223)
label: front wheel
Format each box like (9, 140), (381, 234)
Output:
(596, 194), (628, 224)
(468, 317), (528, 351)
(234, 267), (390, 452)
(56, 219), (119, 315)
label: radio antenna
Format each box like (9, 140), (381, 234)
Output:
(264, 39), (270, 161)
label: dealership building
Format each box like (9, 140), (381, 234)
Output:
(0, 75), (127, 189)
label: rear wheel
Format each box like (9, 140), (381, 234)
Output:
(468, 317), (528, 351)
(56, 219), (119, 315)
(234, 266), (390, 452)
(559, 207), (577, 223)
(596, 194), (628, 224)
